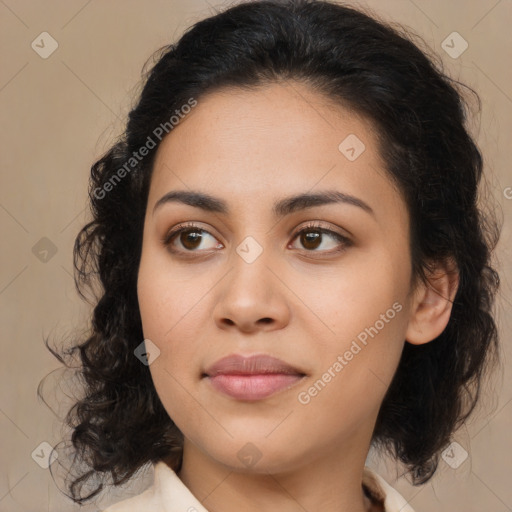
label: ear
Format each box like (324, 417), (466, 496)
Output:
(405, 257), (459, 345)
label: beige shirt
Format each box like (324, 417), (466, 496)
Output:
(102, 461), (415, 512)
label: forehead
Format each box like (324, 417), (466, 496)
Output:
(148, 80), (405, 224)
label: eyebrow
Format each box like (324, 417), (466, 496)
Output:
(152, 189), (374, 218)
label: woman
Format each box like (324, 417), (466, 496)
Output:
(45, 1), (501, 511)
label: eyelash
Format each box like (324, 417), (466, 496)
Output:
(161, 221), (352, 257)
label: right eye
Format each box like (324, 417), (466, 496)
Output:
(162, 222), (224, 254)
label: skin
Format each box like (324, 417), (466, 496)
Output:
(137, 80), (459, 512)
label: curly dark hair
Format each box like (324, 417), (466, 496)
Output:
(41, 0), (502, 504)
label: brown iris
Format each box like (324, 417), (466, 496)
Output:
(179, 229), (203, 250)
(300, 230), (322, 250)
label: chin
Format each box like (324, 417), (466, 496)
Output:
(197, 435), (307, 475)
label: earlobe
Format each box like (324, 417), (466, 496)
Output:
(405, 258), (459, 346)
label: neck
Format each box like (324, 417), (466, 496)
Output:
(174, 435), (377, 512)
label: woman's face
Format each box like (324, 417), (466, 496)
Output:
(137, 81), (418, 473)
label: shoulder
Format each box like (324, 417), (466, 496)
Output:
(101, 486), (160, 512)
(100, 461), (209, 512)
(101, 487), (156, 511)
(363, 466), (416, 512)
(100, 463), (160, 512)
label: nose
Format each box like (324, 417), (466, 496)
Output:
(213, 248), (291, 334)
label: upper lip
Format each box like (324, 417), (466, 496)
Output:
(203, 354), (306, 377)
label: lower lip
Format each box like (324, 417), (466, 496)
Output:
(205, 373), (305, 401)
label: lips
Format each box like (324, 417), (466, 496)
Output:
(204, 353), (305, 377)
(203, 354), (306, 401)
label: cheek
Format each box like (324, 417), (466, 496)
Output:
(149, 365), (210, 448)
(301, 255), (410, 403)
(137, 248), (206, 341)
(137, 249), (218, 381)
(296, 309), (407, 436)
(303, 249), (410, 340)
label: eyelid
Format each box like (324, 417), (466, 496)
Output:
(289, 220), (351, 242)
(161, 221), (220, 246)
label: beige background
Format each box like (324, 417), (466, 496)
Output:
(1, 0), (511, 511)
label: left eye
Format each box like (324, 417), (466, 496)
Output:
(289, 225), (350, 253)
